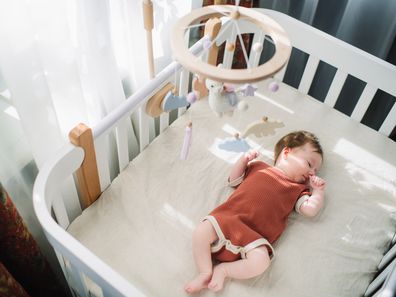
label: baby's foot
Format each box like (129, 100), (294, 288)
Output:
(184, 272), (212, 294)
(208, 264), (227, 292)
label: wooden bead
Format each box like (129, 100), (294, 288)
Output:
(230, 10), (240, 20)
(226, 43), (235, 52)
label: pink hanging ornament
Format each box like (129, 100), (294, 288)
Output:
(269, 81), (279, 92)
(186, 91), (197, 104)
(180, 122), (193, 160)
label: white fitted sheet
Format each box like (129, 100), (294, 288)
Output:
(68, 80), (396, 297)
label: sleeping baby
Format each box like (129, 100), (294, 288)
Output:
(184, 130), (326, 293)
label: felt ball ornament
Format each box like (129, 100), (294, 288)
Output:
(269, 81), (279, 92)
(186, 91), (197, 104)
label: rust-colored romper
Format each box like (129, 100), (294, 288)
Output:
(208, 161), (309, 262)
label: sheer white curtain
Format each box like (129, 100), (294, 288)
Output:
(0, 0), (200, 282)
(0, 0), (201, 167)
(0, 0), (126, 167)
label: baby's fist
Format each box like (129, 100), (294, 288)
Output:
(244, 150), (259, 162)
(309, 175), (326, 190)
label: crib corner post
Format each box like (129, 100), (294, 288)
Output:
(69, 123), (101, 209)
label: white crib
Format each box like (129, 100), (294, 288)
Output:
(33, 8), (396, 297)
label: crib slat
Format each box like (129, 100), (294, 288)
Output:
(68, 261), (91, 297)
(115, 119), (130, 171)
(52, 193), (70, 229)
(379, 102), (396, 136)
(149, 117), (156, 143)
(159, 112), (170, 133)
(54, 251), (69, 290)
(351, 84), (378, 122)
(127, 125), (140, 161)
(81, 274), (104, 297)
(56, 253), (86, 297)
(378, 243), (396, 271)
(299, 55), (320, 94)
(95, 136), (111, 191)
(380, 261), (396, 297)
(324, 70), (348, 107)
(138, 107), (150, 152)
(60, 176), (82, 222)
(365, 259), (396, 297)
(248, 31), (265, 68)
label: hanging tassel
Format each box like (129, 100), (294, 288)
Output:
(180, 122), (192, 160)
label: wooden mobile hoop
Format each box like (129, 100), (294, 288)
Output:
(171, 5), (292, 84)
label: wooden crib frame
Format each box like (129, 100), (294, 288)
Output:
(33, 8), (396, 297)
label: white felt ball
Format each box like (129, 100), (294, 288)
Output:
(252, 42), (263, 53)
(186, 91), (197, 104)
(269, 81), (279, 92)
(238, 101), (248, 111)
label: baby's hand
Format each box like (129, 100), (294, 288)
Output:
(244, 150), (260, 162)
(309, 175), (326, 190)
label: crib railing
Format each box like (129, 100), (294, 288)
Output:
(33, 8), (396, 297)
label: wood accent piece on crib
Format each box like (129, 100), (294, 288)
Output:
(146, 82), (176, 118)
(69, 123), (101, 209)
(193, 17), (222, 99)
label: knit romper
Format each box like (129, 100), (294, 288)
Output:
(206, 161), (309, 262)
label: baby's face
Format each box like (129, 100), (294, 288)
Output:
(282, 143), (322, 183)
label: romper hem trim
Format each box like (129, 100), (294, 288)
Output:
(202, 215), (275, 259)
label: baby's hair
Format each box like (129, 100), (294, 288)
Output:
(274, 131), (323, 164)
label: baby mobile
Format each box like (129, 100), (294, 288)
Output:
(144, 1), (292, 159)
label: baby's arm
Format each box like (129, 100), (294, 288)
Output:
(296, 176), (326, 217)
(228, 151), (259, 186)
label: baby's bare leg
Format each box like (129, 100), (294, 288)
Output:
(208, 246), (270, 292)
(184, 220), (218, 294)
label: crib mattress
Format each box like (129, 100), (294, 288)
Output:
(68, 79), (396, 297)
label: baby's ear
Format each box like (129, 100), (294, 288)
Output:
(282, 147), (291, 158)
